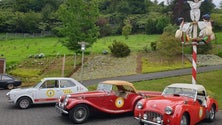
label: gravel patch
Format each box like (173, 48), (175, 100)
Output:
(71, 53), (222, 81)
(71, 53), (137, 81)
(185, 54), (222, 66)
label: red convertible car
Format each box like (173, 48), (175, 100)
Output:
(134, 83), (219, 125)
(55, 80), (161, 124)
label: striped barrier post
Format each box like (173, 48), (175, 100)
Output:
(192, 42), (197, 85)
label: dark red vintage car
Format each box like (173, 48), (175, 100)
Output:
(134, 83), (219, 125)
(55, 80), (161, 124)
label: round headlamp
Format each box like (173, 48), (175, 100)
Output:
(165, 106), (173, 115)
(136, 102), (143, 109)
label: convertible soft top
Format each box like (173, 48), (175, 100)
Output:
(167, 83), (206, 92)
(100, 80), (137, 91)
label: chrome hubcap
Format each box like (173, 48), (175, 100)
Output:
(180, 115), (187, 125)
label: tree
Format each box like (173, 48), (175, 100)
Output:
(170, 0), (215, 23)
(157, 24), (181, 60)
(200, 0), (215, 16)
(57, 0), (99, 52)
(122, 18), (132, 39)
(156, 16), (171, 34)
(211, 13), (222, 32)
(15, 11), (41, 33)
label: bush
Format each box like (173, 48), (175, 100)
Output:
(197, 42), (212, 54)
(157, 32), (181, 59)
(143, 45), (150, 53)
(218, 51), (222, 57)
(150, 41), (157, 51)
(108, 40), (131, 57)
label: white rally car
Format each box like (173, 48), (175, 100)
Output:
(6, 77), (88, 109)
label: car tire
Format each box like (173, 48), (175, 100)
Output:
(207, 105), (216, 122)
(139, 121), (144, 125)
(7, 83), (14, 90)
(180, 113), (189, 125)
(16, 97), (32, 109)
(69, 104), (89, 124)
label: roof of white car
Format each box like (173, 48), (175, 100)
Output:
(42, 77), (75, 80)
(167, 83), (206, 91)
(41, 77), (80, 83)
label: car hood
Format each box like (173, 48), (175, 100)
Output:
(69, 90), (110, 98)
(144, 96), (191, 112)
(137, 90), (162, 97)
(7, 87), (36, 94)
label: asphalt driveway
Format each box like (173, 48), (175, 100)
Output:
(82, 65), (222, 86)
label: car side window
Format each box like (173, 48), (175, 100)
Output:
(40, 80), (59, 88)
(2, 75), (13, 80)
(60, 80), (76, 88)
(197, 91), (207, 107)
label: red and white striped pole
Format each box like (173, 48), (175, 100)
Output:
(192, 41), (197, 85)
(192, 23), (198, 85)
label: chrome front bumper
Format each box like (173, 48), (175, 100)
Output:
(55, 104), (68, 114)
(134, 117), (163, 125)
(6, 93), (15, 104)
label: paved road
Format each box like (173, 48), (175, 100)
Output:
(82, 65), (222, 86)
(1, 65), (222, 125)
(0, 89), (221, 125)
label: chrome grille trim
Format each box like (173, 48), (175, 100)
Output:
(145, 111), (163, 123)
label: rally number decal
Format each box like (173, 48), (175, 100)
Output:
(63, 89), (72, 94)
(115, 97), (124, 108)
(199, 107), (203, 119)
(46, 90), (55, 97)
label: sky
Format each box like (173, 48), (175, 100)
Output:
(151, 0), (221, 8)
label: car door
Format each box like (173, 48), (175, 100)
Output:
(189, 99), (207, 123)
(194, 102), (206, 123)
(34, 79), (63, 103)
(104, 85), (133, 111)
(59, 79), (79, 95)
(94, 84), (117, 110)
(0, 74), (13, 87)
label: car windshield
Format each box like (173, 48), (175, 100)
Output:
(97, 83), (112, 92)
(162, 87), (196, 99)
(33, 81), (42, 88)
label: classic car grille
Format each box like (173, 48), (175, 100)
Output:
(58, 95), (69, 108)
(145, 111), (163, 123)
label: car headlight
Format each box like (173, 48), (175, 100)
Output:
(61, 94), (71, 107)
(143, 113), (148, 120)
(165, 106), (173, 115)
(58, 96), (62, 102)
(136, 102), (143, 109)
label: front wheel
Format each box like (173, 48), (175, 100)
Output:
(207, 105), (216, 122)
(7, 83), (14, 89)
(180, 113), (189, 125)
(139, 121), (144, 125)
(16, 97), (32, 109)
(69, 104), (89, 124)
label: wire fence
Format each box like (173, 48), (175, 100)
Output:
(0, 32), (54, 41)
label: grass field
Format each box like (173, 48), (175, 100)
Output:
(0, 34), (160, 66)
(92, 34), (160, 53)
(0, 38), (73, 65)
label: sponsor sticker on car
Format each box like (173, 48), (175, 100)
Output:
(46, 89), (55, 97)
(115, 97), (124, 108)
(63, 89), (72, 94)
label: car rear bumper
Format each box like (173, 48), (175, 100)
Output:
(55, 104), (68, 114)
